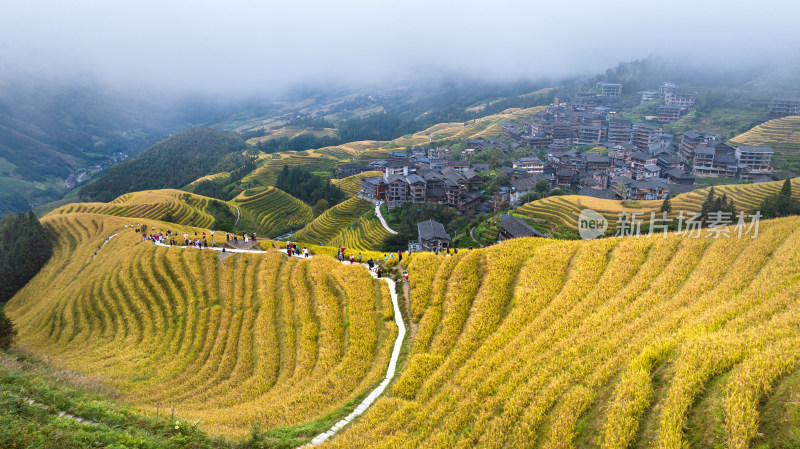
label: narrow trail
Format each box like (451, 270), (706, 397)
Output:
(146, 237), (406, 446)
(24, 397), (100, 427)
(234, 206), (240, 227)
(92, 233), (118, 259)
(374, 202), (397, 235)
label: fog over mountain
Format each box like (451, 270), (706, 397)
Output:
(2, 0), (799, 95)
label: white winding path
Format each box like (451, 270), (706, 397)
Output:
(374, 202), (397, 235)
(234, 206), (241, 227)
(148, 238), (406, 446)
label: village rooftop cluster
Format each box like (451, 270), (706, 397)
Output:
(343, 81), (788, 211)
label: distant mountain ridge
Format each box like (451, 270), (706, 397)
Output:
(0, 77), (211, 214)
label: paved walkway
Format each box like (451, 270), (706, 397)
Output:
(148, 237), (406, 446)
(374, 202), (397, 235)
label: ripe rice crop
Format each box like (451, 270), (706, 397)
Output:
(326, 216), (800, 448)
(232, 186), (313, 236)
(332, 171), (382, 197)
(292, 197), (390, 250)
(517, 178), (800, 233)
(5, 213), (396, 438)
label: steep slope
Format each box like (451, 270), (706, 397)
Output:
(5, 213), (396, 438)
(0, 77), (199, 215)
(328, 216), (800, 448)
(49, 186), (313, 238)
(516, 178), (800, 236)
(50, 189), (224, 230)
(232, 106), (545, 192)
(79, 127), (246, 203)
(333, 171), (382, 198)
(232, 186), (314, 236)
(731, 116), (800, 171)
(292, 197), (391, 250)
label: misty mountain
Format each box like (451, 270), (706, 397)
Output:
(78, 127), (246, 203)
(0, 77), (230, 214)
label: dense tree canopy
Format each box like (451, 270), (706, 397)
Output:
(0, 212), (53, 303)
(762, 179), (800, 218)
(190, 154), (258, 201)
(275, 166), (345, 207)
(79, 127), (246, 202)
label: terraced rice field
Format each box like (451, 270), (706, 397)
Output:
(517, 178), (800, 233)
(188, 172), (231, 186)
(232, 186), (314, 237)
(731, 116), (800, 151)
(5, 213), (397, 438)
(52, 189), (219, 229)
(333, 171), (382, 198)
(329, 216), (800, 448)
(292, 197), (390, 250)
(244, 151), (342, 186)
(392, 106), (546, 147)
(731, 116), (800, 170)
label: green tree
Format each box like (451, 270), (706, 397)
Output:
(313, 199), (329, 217)
(535, 179), (551, 195)
(0, 305), (16, 350)
(660, 194), (672, 214)
(0, 211), (54, 302)
(776, 178), (794, 216)
(700, 187), (716, 222)
(762, 179), (799, 218)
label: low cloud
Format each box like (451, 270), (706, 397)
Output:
(2, 0), (799, 95)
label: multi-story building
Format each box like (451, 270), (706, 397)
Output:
(656, 105), (685, 122)
(631, 124), (664, 151)
(512, 156), (545, 174)
(360, 177), (388, 201)
(608, 142), (636, 165)
(335, 163), (359, 178)
(664, 168), (696, 185)
(386, 174), (409, 207)
(427, 147), (451, 160)
(679, 130), (723, 162)
(640, 91), (659, 104)
(665, 90), (697, 109)
(387, 151), (409, 162)
(607, 119), (633, 144)
(382, 160), (409, 178)
(445, 161), (471, 173)
(502, 123), (522, 139)
(577, 125), (604, 145)
(692, 144), (739, 178)
(613, 178), (669, 200)
(768, 98), (800, 117)
(657, 154), (685, 172)
(736, 145), (774, 178)
(597, 82), (622, 97)
(585, 154), (611, 171)
(530, 120), (577, 141)
(659, 82), (676, 96)
(406, 174), (426, 203)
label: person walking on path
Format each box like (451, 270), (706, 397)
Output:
(398, 251), (402, 262)
(358, 253), (362, 263)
